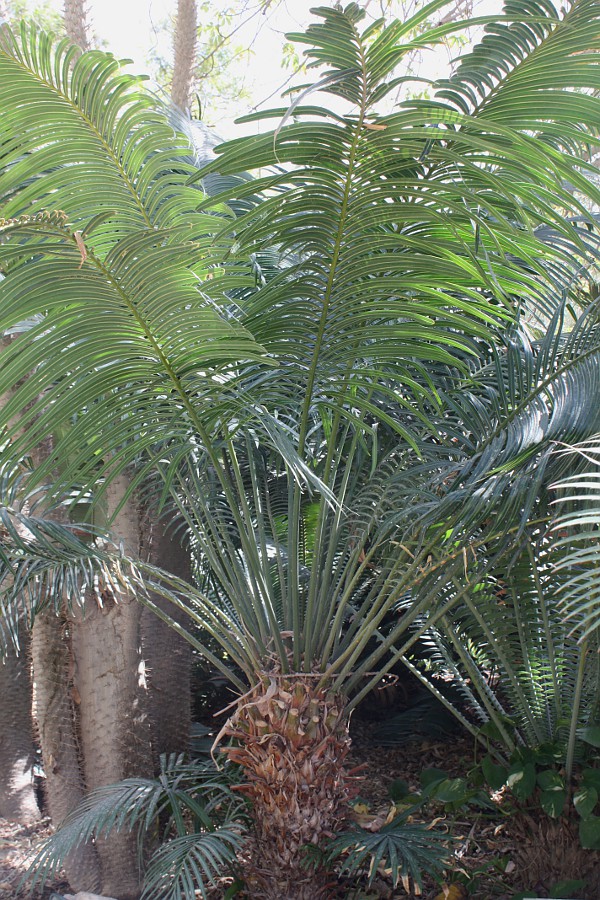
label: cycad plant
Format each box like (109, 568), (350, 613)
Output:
(375, 301), (600, 773)
(3, 2), (600, 896)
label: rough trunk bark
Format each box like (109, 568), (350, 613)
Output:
(171, 0), (198, 112)
(70, 596), (150, 899)
(0, 631), (40, 824)
(70, 475), (153, 900)
(63, 0), (90, 50)
(223, 668), (357, 900)
(0, 339), (40, 825)
(140, 519), (192, 765)
(31, 610), (102, 891)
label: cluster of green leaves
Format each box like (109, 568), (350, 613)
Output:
(481, 728), (600, 850)
(389, 766), (493, 814)
(308, 806), (450, 895)
(349, 296), (600, 768)
(310, 761), (499, 896)
(3, 0), (600, 893)
(551, 438), (600, 640)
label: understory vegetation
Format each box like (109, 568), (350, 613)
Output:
(2, 0), (600, 897)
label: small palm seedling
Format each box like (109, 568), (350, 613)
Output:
(315, 810), (450, 896)
(26, 754), (248, 900)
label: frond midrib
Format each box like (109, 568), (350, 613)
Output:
(455, 2), (580, 121)
(0, 41), (153, 228)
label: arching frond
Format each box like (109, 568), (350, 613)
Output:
(0, 501), (126, 648)
(334, 303), (600, 763)
(141, 830), (244, 900)
(320, 810), (449, 894)
(552, 438), (600, 639)
(26, 754), (247, 900)
(436, 0), (600, 146)
(0, 24), (212, 250)
(2, 2), (600, 689)
(0, 218), (268, 501)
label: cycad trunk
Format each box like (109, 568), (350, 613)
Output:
(223, 670), (355, 900)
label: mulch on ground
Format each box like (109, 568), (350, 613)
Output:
(0, 816), (68, 899)
(349, 717), (600, 899)
(2, 722), (599, 899)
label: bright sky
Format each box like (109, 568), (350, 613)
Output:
(11, 0), (500, 135)
(11, 0), (332, 132)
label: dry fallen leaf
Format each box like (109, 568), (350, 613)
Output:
(434, 884), (468, 900)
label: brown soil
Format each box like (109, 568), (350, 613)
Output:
(0, 817), (68, 899)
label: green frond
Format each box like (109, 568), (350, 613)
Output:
(191, 0), (600, 460)
(320, 810), (449, 892)
(0, 500), (247, 687)
(0, 23), (212, 251)
(552, 438), (600, 639)
(26, 754), (247, 898)
(435, 0), (600, 143)
(342, 304), (600, 757)
(141, 829), (244, 900)
(0, 219), (269, 502)
(2, 3), (600, 691)
(0, 502), (126, 649)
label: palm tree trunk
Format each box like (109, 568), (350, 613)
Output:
(140, 520), (192, 764)
(31, 609), (102, 892)
(70, 475), (153, 900)
(0, 631), (40, 824)
(70, 596), (150, 899)
(223, 669), (355, 899)
(63, 0), (91, 50)
(0, 341), (44, 828)
(0, 338), (40, 825)
(171, 0), (197, 112)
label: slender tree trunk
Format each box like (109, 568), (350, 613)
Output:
(32, 609), (103, 891)
(140, 519), (192, 764)
(70, 475), (153, 900)
(63, 0), (90, 50)
(0, 631), (40, 824)
(171, 0), (198, 112)
(223, 668), (356, 900)
(0, 337), (40, 825)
